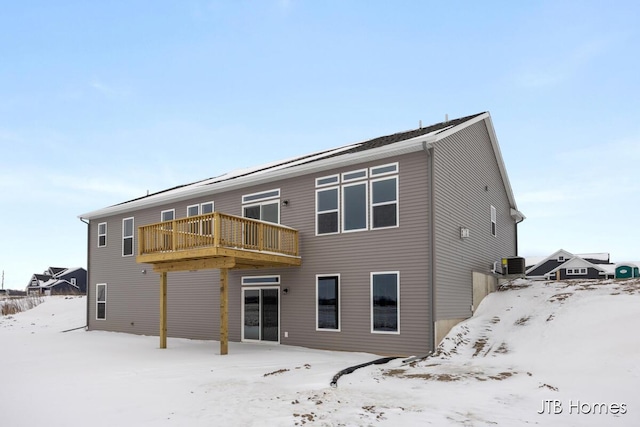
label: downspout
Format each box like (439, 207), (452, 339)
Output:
(423, 141), (436, 352)
(80, 217), (90, 330)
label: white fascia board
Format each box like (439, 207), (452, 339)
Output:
(79, 132), (439, 220)
(432, 113), (524, 221)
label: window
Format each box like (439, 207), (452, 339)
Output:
(242, 189), (280, 204)
(316, 175), (339, 187)
(98, 222), (107, 247)
(96, 283), (107, 320)
(342, 169), (367, 183)
(200, 202), (214, 235)
(122, 217), (134, 256)
(161, 209), (175, 222)
(242, 276), (281, 285)
(186, 202), (214, 234)
(371, 177), (398, 229)
(242, 190), (280, 249)
(160, 210), (175, 248)
(242, 189), (279, 224)
(187, 204), (200, 217)
(316, 275), (340, 331)
(343, 182), (368, 232)
(558, 256), (565, 262)
(70, 278), (77, 286)
(316, 187), (339, 235)
(370, 163), (398, 176)
(490, 206), (497, 237)
(316, 163), (398, 235)
(567, 268), (587, 275)
(371, 272), (399, 333)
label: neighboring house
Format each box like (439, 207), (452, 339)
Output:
(26, 267), (87, 295)
(615, 263), (640, 279)
(79, 112), (525, 356)
(526, 249), (615, 280)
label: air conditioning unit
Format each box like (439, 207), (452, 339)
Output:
(501, 257), (526, 276)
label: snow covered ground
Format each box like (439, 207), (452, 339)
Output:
(1, 279), (639, 426)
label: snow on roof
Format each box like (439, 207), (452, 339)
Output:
(576, 253), (609, 262)
(80, 113), (503, 220)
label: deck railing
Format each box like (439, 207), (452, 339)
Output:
(138, 212), (299, 258)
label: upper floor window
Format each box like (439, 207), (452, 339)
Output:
(371, 176), (398, 229)
(242, 189), (280, 224)
(343, 181), (368, 232)
(161, 209), (175, 222)
(97, 222), (107, 247)
(186, 202), (214, 234)
(70, 278), (77, 286)
(316, 187), (339, 235)
(490, 206), (497, 237)
(122, 217), (134, 256)
(316, 162), (398, 235)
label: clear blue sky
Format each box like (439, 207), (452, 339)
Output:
(1, 1), (639, 288)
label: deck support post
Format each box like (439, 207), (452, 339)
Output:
(220, 267), (228, 355)
(160, 271), (167, 349)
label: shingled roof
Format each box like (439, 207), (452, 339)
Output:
(81, 112), (507, 220)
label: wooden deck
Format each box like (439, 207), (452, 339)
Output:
(137, 211), (301, 272)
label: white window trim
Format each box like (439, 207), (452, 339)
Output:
(370, 162), (398, 177)
(242, 200), (281, 224)
(200, 201), (215, 214)
(370, 271), (400, 335)
(97, 222), (107, 248)
(242, 189), (281, 204)
(316, 274), (341, 332)
(370, 175), (399, 230)
(341, 181), (368, 233)
(491, 206), (497, 237)
(122, 217), (134, 257)
(70, 278), (77, 286)
(241, 275), (281, 286)
(187, 204), (200, 217)
(341, 168), (368, 183)
(161, 209), (175, 222)
(241, 286), (280, 344)
(96, 283), (107, 320)
(315, 186), (340, 236)
(316, 174), (339, 188)
(567, 268), (587, 275)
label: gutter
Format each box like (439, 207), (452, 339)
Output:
(80, 217), (90, 330)
(79, 132), (440, 220)
(423, 141), (437, 352)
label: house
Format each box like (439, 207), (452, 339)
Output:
(525, 249), (615, 280)
(79, 112), (524, 356)
(26, 267), (87, 296)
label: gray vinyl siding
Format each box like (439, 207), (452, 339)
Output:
(432, 121), (517, 320)
(88, 152), (433, 356)
(528, 260), (562, 277)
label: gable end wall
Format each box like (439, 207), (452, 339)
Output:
(433, 120), (517, 320)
